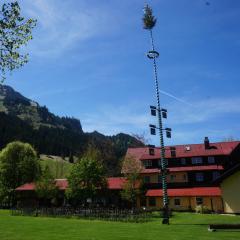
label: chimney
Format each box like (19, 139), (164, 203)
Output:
(204, 137), (210, 149)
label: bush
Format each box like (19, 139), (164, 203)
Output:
(195, 205), (211, 214)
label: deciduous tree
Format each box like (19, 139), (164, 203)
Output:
(0, 141), (40, 205)
(36, 165), (59, 206)
(66, 148), (107, 206)
(121, 155), (144, 207)
(0, 1), (37, 81)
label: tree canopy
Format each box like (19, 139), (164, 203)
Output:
(36, 165), (59, 205)
(0, 141), (40, 205)
(121, 155), (143, 207)
(0, 1), (36, 81)
(66, 148), (107, 205)
(142, 5), (157, 30)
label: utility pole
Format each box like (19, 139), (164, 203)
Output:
(143, 5), (171, 224)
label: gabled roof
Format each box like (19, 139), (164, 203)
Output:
(16, 178), (126, 191)
(214, 163), (240, 183)
(146, 187), (221, 197)
(127, 141), (240, 160)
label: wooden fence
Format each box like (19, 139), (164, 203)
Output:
(11, 207), (151, 222)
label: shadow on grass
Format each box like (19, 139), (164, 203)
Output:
(173, 223), (208, 225)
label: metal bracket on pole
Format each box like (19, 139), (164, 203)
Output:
(147, 50), (159, 59)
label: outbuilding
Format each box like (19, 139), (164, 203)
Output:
(217, 163), (240, 214)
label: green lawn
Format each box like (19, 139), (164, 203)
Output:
(0, 210), (240, 240)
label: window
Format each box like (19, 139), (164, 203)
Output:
(144, 176), (150, 183)
(212, 171), (220, 180)
(185, 146), (191, 151)
(196, 172), (204, 182)
(196, 197), (203, 205)
(170, 149), (176, 157)
(181, 158), (186, 165)
(208, 156), (215, 164)
(192, 157), (203, 164)
(170, 174), (176, 182)
(174, 198), (181, 206)
(149, 197), (156, 206)
(183, 174), (187, 181)
(158, 174), (162, 183)
(158, 159), (168, 167)
(149, 148), (155, 156)
(143, 160), (152, 167)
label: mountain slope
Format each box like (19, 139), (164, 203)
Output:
(0, 85), (144, 176)
(0, 85), (83, 133)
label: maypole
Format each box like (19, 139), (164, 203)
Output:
(143, 5), (170, 225)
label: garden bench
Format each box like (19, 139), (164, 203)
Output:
(208, 224), (240, 231)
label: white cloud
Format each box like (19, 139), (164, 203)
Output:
(168, 97), (240, 125)
(19, 0), (113, 57)
(29, 85), (90, 100)
(160, 89), (193, 106)
(81, 103), (152, 135)
(80, 95), (240, 140)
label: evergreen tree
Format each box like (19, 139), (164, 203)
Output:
(142, 5), (157, 30)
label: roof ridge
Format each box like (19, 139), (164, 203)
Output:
(128, 141), (240, 149)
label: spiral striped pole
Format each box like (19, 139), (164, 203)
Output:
(147, 30), (169, 225)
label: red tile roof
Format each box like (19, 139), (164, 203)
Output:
(107, 177), (126, 189)
(142, 168), (160, 174)
(55, 179), (68, 190)
(146, 187), (221, 197)
(16, 182), (36, 191)
(16, 178), (126, 191)
(127, 141), (240, 160)
(168, 165), (223, 172)
(137, 165), (223, 175)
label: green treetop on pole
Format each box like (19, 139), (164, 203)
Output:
(142, 5), (157, 30)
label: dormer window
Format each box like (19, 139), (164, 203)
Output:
(185, 146), (191, 151)
(170, 147), (176, 157)
(149, 148), (155, 156)
(208, 156), (215, 164)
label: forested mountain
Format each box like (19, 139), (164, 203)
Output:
(0, 85), (83, 133)
(0, 85), (144, 176)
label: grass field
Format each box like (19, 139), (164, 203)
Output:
(40, 155), (72, 179)
(1, 210), (240, 240)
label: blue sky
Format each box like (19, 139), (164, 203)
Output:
(4, 0), (240, 145)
